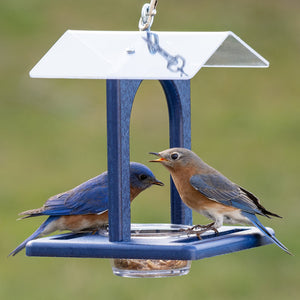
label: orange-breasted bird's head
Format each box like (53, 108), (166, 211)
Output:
(149, 148), (204, 172)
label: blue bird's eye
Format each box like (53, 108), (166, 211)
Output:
(171, 153), (179, 160)
(139, 174), (148, 180)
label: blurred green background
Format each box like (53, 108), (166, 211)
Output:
(1, 0), (299, 299)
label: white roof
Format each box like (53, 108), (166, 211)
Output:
(30, 30), (269, 80)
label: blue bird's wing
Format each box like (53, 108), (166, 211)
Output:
(64, 183), (108, 214)
(190, 173), (263, 215)
(42, 174), (108, 216)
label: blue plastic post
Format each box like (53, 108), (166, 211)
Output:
(160, 80), (193, 225)
(107, 79), (193, 242)
(106, 79), (142, 242)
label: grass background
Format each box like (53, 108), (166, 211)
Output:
(0, 0), (299, 299)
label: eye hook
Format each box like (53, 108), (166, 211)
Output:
(138, 0), (158, 31)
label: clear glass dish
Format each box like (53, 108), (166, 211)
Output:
(107, 223), (192, 278)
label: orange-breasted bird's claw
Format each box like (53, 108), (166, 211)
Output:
(185, 222), (219, 239)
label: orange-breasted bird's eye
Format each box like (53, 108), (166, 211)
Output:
(171, 153), (179, 160)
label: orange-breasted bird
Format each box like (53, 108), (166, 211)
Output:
(150, 148), (291, 255)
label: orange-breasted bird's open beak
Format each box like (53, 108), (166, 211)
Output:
(149, 152), (168, 163)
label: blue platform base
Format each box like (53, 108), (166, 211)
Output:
(26, 224), (274, 260)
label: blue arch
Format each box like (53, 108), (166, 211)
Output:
(106, 79), (192, 242)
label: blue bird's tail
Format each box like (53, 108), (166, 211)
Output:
(242, 212), (292, 255)
(9, 216), (58, 256)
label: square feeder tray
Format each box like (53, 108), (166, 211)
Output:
(26, 223), (274, 277)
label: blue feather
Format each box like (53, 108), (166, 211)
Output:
(9, 216), (58, 256)
(41, 173), (108, 216)
(242, 211), (292, 255)
(190, 174), (263, 215)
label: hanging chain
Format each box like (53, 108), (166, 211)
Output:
(143, 31), (188, 77)
(138, 0), (158, 31)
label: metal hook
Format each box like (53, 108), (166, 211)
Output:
(138, 0), (158, 31)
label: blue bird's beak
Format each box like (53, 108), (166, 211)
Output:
(152, 179), (164, 186)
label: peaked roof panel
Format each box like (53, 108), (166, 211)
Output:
(30, 30), (269, 80)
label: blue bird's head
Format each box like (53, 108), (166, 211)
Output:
(129, 162), (164, 192)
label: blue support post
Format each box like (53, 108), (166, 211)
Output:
(106, 79), (142, 242)
(160, 80), (193, 225)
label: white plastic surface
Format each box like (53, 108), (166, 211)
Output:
(30, 30), (269, 80)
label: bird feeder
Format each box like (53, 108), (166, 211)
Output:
(26, 2), (276, 277)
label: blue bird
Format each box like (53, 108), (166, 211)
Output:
(150, 148), (292, 255)
(9, 162), (163, 256)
